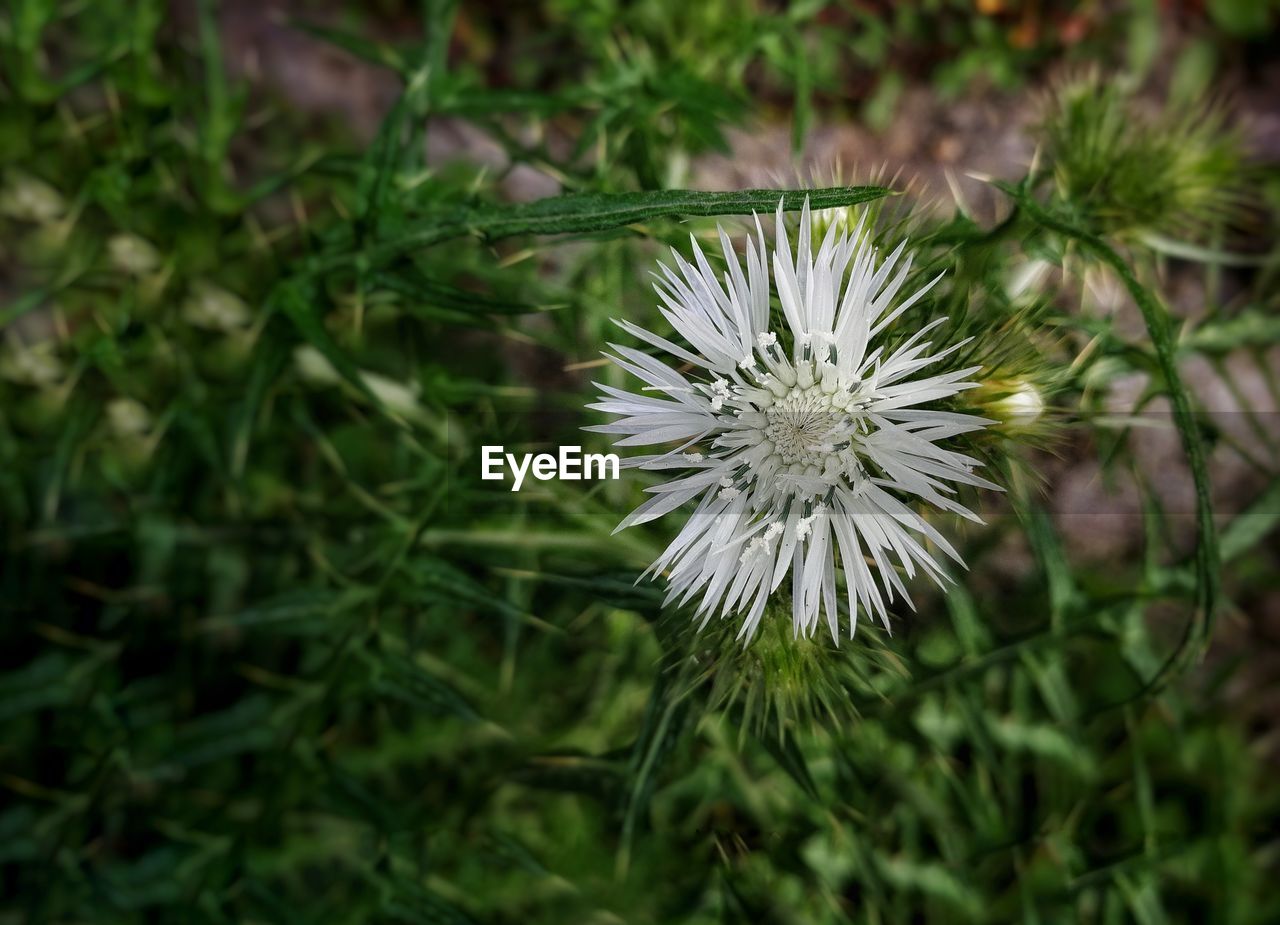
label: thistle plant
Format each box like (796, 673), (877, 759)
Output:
(2, 4), (1278, 924)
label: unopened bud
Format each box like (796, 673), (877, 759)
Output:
(0, 341), (63, 388)
(0, 172), (65, 223)
(182, 282), (251, 332)
(108, 233), (161, 275)
(106, 397), (151, 437)
(985, 380), (1045, 428)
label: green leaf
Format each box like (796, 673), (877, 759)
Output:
(756, 729), (820, 800)
(1021, 504), (1076, 624)
(325, 764), (405, 832)
(863, 70), (904, 134)
(402, 558), (558, 632)
(315, 186), (892, 272)
(274, 283), (392, 416)
(230, 323), (292, 477)
(433, 86), (595, 117)
(877, 856), (984, 920)
(358, 92), (410, 227)
(0, 653), (75, 722)
(944, 583), (991, 656)
(620, 653), (696, 872)
(1219, 477), (1280, 562)
(290, 19), (407, 73)
(507, 569), (665, 617)
(164, 697), (277, 770)
(371, 652), (480, 722)
(0, 807), (40, 864)
(422, 0), (459, 78)
(1207, 0), (1273, 36)
(510, 752), (624, 803)
(202, 588), (364, 636)
(375, 268), (541, 317)
(790, 28), (813, 151)
(382, 878), (477, 925)
(1182, 307), (1280, 354)
(196, 0), (239, 168)
(987, 717), (1096, 779)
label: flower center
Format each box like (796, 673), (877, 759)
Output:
(715, 363), (875, 498)
(764, 388), (834, 467)
(761, 384), (864, 474)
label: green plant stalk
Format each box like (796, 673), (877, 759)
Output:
(1003, 185), (1221, 654)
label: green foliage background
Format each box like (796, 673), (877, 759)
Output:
(2, 1), (1279, 922)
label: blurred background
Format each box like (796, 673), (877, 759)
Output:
(2, 1), (1279, 922)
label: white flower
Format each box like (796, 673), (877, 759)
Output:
(587, 200), (1000, 643)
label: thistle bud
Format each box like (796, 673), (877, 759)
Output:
(0, 172), (65, 223)
(106, 397), (152, 437)
(1038, 71), (1246, 241)
(293, 346), (426, 422)
(702, 595), (859, 739)
(182, 282), (251, 332)
(108, 233), (162, 276)
(0, 341), (64, 388)
(975, 377), (1046, 430)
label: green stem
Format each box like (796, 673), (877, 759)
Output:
(1003, 184), (1221, 673)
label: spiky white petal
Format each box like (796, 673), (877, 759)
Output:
(588, 200), (999, 643)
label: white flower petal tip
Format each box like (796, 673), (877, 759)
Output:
(589, 199), (1001, 642)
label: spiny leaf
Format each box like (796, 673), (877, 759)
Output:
(359, 92), (410, 227)
(161, 697), (278, 770)
(0, 653), (76, 721)
(432, 86), (595, 117)
(372, 652), (480, 722)
(1182, 306), (1280, 354)
(314, 186), (893, 272)
(755, 729), (820, 801)
(274, 282), (393, 417)
(382, 878), (477, 925)
(290, 20), (407, 73)
(1219, 477), (1280, 562)
(511, 752), (624, 803)
(374, 268), (541, 316)
(1021, 503), (1077, 624)
(201, 588), (366, 637)
(512, 569), (666, 616)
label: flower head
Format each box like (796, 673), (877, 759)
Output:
(589, 200), (1000, 643)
